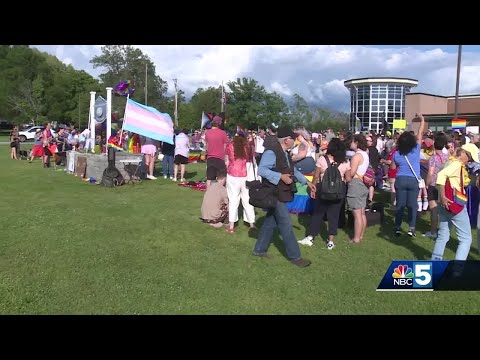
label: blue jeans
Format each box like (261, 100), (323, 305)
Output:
(254, 201), (301, 260)
(432, 206), (472, 260)
(162, 155), (174, 177)
(394, 176), (419, 229)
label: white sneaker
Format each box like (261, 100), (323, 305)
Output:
(298, 236), (313, 246)
(327, 241), (335, 250)
(180, 178), (186, 182)
(147, 175), (157, 180)
(163, 175), (167, 179)
(422, 201), (429, 211)
(170, 176), (174, 180)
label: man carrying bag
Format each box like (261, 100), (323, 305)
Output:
(252, 127), (316, 267)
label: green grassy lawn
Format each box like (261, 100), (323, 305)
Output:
(1, 145), (480, 314)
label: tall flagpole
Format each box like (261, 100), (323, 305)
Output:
(173, 78), (178, 128)
(118, 94), (129, 146)
(454, 45), (462, 122)
(221, 81), (224, 113)
(145, 63), (148, 105)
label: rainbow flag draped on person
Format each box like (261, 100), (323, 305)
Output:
(287, 174), (315, 214)
(123, 99), (174, 145)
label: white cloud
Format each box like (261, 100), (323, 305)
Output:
(31, 45), (480, 113)
(269, 81), (293, 96)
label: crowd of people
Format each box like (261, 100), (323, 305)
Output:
(197, 114), (480, 268)
(10, 114), (480, 268)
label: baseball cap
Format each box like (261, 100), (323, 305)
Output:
(276, 127), (297, 139)
(461, 143), (479, 163)
(212, 116), (222, 125)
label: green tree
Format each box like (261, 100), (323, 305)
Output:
(263, 91), (289, 128)
(289, 93), (313, 128)
(90, 45), (168, 115)
(7, 76), (45, 125)
(226, 77), (267, 129)
(189, 86), (222, 120)
(177, 102), (197, 131)
(0, 45), (101, 126)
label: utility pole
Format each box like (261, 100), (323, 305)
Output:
(173, 78), (178, 127)
(145, 63), (148, 105)
(78, 93), (81, 129)
(454, 45), (463, 121)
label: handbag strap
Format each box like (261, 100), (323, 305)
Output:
(404, 155), (421, 182)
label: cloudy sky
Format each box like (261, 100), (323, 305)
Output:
(32, 45), (480, 112)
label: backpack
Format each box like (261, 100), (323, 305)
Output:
(101, 166), (124, 187)
(318, 156), (346, 201)
(363, 165), (376, 187)
(100, 148), (125, 187)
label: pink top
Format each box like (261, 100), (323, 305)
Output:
(225, 142), (253, 177)
(205, 128), (229, 160)
(315, 155), (351, 181)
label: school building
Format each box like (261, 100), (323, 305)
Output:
(406, 93), (480, 134)
(344, 77), (480, 134)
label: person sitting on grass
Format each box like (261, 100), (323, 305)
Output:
(200, 169), (229, 228)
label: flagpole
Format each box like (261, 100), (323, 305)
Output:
(118, 94), (129, 146)
(454, 45), (462, 122)
(89, 91), (96, 153)
(173, 78), (178, 128)
(221, 81), (224, 113)
(145, 63), (148, 106)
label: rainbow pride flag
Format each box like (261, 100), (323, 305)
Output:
(287, 175), (315, 214)
(452, 118), (467, 129)
(454, 189), (468, 205)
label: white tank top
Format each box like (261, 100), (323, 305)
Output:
(355, 149), (369, 176)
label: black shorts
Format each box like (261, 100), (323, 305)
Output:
(427, 185), (439, 202)
(174, 155), (188, 165)
(10, 142), (17, 148)
(43, 146), (52, 156)
(206, 157), (226, 180)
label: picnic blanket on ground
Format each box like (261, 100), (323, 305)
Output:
(177, 181), (207, 191)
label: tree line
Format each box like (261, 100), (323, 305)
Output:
(0, 45), (349, 132)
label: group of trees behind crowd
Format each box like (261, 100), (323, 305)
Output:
(0, 45), (349, 133)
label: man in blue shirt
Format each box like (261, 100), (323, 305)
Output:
(253, 127), (316, 267)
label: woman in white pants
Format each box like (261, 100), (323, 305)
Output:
(225, 128), (256, 234)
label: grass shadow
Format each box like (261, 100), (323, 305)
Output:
(297, 213), (331, 245)
(373, 189), (469, 259)
(184, 171), (198, 180)
(248, 210), (290, 260)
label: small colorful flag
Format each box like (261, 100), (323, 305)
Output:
(113, 80), (135, 97)
(452, 118), (467, 129)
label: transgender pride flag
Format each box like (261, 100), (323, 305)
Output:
(123, 99), (174, 144)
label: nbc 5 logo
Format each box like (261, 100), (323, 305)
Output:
(392, 262), (432, 288)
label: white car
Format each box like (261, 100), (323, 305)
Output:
(18, 126), (56, 142)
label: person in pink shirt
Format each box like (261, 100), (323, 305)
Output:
(225, 128), (257, 234)
(298, 138), (351, 249)
(205, 116), (229, 189)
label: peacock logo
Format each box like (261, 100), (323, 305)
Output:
(392, 265), (414, 278)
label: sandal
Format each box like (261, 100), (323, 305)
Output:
(225, 227), (236, 234)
